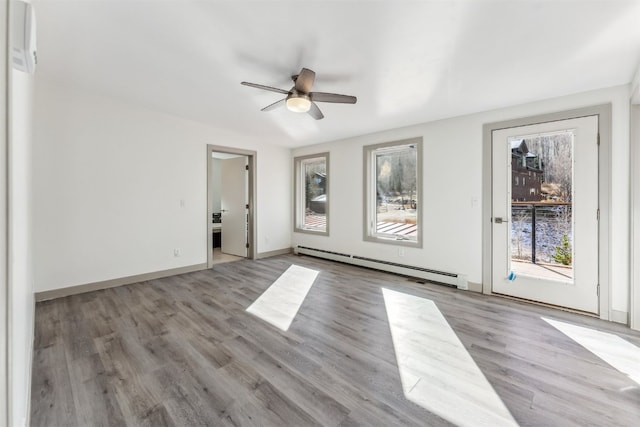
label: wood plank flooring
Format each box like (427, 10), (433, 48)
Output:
(31, 254), (640, 426)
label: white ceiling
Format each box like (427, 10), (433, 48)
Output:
(33, 0), (640, 148)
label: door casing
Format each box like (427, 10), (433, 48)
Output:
(1, 1), (9, 423)
(631, 103), (640, 330)
(207, 145), (257, 267)
(482, 104), (612, 320)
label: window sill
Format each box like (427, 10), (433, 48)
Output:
(294, 227), (329, 236)
(364, 235), (422, 248)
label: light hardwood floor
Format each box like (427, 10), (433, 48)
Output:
(31, 254), (640, 426)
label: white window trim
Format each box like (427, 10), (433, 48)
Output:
(294, 152), (329, 236)
(363, 137), (423, 248)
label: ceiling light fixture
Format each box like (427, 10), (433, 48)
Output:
(241, 68), (357, 120)
(286, 95), (311, 113)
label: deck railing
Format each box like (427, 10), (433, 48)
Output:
(511, 201), (572, 265)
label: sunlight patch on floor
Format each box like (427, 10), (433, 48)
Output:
(543, 317), (640, 385)
(246, 264), (319, 331)
(382, 288), (518, 427)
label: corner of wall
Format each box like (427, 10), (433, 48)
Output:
(1, 1), (10, 425)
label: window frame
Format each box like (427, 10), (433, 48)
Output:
(294, 152), (330, 236)
(363, 137), (423, 248)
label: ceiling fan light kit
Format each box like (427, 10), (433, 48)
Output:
(286, 94), (311, 113)
(241, 67), (356, 120)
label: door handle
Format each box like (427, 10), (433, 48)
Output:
(494, 217), (508, 224)
(221, 209), (228, 213)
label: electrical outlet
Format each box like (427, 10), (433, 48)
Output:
(174, 248), (181, 257)
(398, 247), (405, 257)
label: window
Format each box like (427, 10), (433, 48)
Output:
(294, 153), (329, 234)
(364, 138), (422, 246)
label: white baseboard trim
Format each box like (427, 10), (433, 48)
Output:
(467, 281), (482, 293)
(35, 263), (208, 302)
(610, 309), (628, 324)
(256, 247), (292, 259)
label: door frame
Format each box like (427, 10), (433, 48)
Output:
(1, 0), (9, 422)
(482, 104), (612, 320)
(206, 145), (257, 267)
(631, 102), (640, 330)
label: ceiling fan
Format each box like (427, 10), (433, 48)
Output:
(241, 68), (357, 120)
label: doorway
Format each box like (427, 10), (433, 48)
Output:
(207, 145), (257, 267)
(483, 105), (611, 318)
(492, 116), (598, 313)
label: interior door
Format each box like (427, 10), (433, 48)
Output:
(221, 156), (248, 257)
(491, 116), (599, 313)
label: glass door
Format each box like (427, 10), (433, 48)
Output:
(491, 116), (599, 313)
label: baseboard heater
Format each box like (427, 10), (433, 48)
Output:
(295, 246), (468, 290)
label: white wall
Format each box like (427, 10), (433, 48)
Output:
(293, 85), (630, 316)
(255, 144), (292, 252)
(33, 79), (291, 293)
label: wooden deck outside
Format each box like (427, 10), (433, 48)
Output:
(304, 214), (327, 229)
(511, 260), (573, 282)
(376, 221), (417, 236)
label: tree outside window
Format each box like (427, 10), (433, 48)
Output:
(364, 138), (422, 246)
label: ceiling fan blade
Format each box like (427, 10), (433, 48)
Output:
(261, 98), (286, 111)
(241, 81), (289, 95)
(294, 68), (316, 93)
(307, 102), (324, 120)
(310, 92), (357, 104)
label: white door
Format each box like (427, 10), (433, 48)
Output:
(221, 156), (248, 257)
(492, 116), (599, 313)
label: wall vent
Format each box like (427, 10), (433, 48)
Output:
(295, 246), (468, 290)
